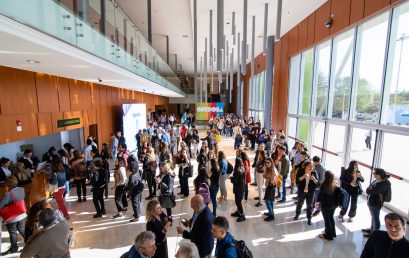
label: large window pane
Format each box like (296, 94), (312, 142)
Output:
(287, 117), (297, 151)
(288, 55), (301, 114)
(351, 13), (389, 123)
(350, 127), (376, 189)
(311, 121), (325, 158)
(313, 40), (331, 117)
(297, 119), (310, 144)
(299, 49), (314, 115)
(325, 124), (345, 178)
(329, 29), (355, 120)
(382, 2), (409, 127)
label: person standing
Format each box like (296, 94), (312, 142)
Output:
(176, 195), (214, 258)
(120, 231), (157, 258)
(90, 160), (107, 218)
(294, 161), (319, 225)
(156, 162), (176, 218)
(311, 156), (326, 216)
(212, 216), (238, 258)
(112, 158), (128, 218)
(71, 150), (88, 202)
(128, 161), (144, 222)
(362, 168), (392, 237)
(117, 131), (126, 146)
(361, 213), (409, 258)
(230, 158), (246, 222)
(217, 151), (228, 201)
(208, 158), (220, 217)
(339, 160), (364, 223)
(50, 157), (70, 220)
(146, 200), (172, 258)
(263, 158), (277, 222)
(239, 151), (251, 201)
(145, 146), (157, 200)
(0, 176), (26, 255)
(254, 150), (267, 207)
(277, 146), (290, 203)
(317, 171), (340, 240)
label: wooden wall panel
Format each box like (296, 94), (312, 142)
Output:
(364, 0), (390, 17)
(330, 0), (352, 35)
(391, 0), (401, 4)
(52, 112), (65, 133)
(0, 115), (17, 143)
(307, 13), (316, 46)
(57, 77), (71, 111)
(287, 27), (299, 57)
(82, 82), (92, 110)
(298, 19), (308, 51)
(0, 67), (38, 115)
(63, 111), (84, 130)
(69, 80), (82, 112)
(350, 0), (365, 24)
(314, 0), (331, 43)
(35, 74), (59, 113)
(12, 114), (38, 142)
(37, 112), (53, 136)
(99, 86), (108, 109)
(88, 109), (98, 125)
(91, 84), (101, 110)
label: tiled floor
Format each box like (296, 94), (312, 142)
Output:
(1, 134), (407, 258)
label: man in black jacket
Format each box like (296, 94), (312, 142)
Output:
(361, 213), (409, 258)
(176, 195), (214, 258)
(128, 161), (143, 222)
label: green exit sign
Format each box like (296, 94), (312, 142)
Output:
(57, 118), (80, 128)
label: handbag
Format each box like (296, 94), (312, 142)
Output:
(183, 164), (193, 177)
(0, 191), (27, 222)
(158, 195), (176, 209)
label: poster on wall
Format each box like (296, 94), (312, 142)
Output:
(196, 102), (224, 120)
(122, 104), (147, 153)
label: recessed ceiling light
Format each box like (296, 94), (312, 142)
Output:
(26, 60), (40, 64)
(182, 35), (189, 38)
(226, 22), (230, 25)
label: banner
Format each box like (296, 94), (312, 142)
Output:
(196, 102), (224, 120)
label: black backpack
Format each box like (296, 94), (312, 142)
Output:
(382, 179), (392, 203)
(225, 239), (253, 258)
(227, 161), (234, 175)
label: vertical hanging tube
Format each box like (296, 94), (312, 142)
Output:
(204, 38), (208, 102)
(210, 10), (213, 59)
(166, 35), (169, 64)
(200, 57), (203, 102)
(230, 51), (234, 104)
(263, 3), (268, 54)
(232, 12), (236, 45)
(217, 0), (224, 74)
(241, 0), (247, 75)
(147, 0), (152, 45)
(194, 0), (198, 99)
(276, 0), (282, 39)
(251, 15), (255, 110)
(237, 33), (242, 115)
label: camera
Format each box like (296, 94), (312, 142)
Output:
(98, 78), (102, 83)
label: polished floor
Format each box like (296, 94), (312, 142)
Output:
(1, 134), (407, 258)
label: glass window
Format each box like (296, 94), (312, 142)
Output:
(350, 128), (376, 189)
(311, 121), (325, 158)
(313, 40), (331, 117)
(382, 2), (409, 127)
(324, 124), (345, 178)
(287, 117), (297, 150)
(299, 49), (314, 115)
(351, 12), (389, 123)
(380, 132), (409, 214)
(288, 55), (301, 114)
(329, 29), (355, 120)
(297, 119), (310, 144)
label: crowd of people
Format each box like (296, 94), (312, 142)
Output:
(0, 112), (407, 258)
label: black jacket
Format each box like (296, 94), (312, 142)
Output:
(231, 166), (245, 195)
(317, 187), (340, 209)
(128, 171), (143, 197)
(340, 168), (364, 194)
(361, 230), (409, 258)
(159, 172), (175, 196)
(182, 206), (214, 257)
(296, 170), (319, 194)
(90, 168), (107, 189)
(366, 179), (391, 207)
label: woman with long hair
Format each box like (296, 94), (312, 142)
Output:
(263, 158), (277, 222)
(255, 150), (267, 207)
(112, 158), (128, 218)
(208, 158), (220, 216)
(339, 160), (364, 222)
(317, 171), (340, 240)
(237, 150), (251, 201)
(176, 149), (190, 197)
(217, 151), (228, 201)
(230, 158), (246, 222)
(146, 200), (171, 258)
(294, 161), (318, 225)
(156, 162), (176, 218)
(363, 168), (391, 237)
(50, 156), (69, 219)
(145, 146), (158, 200)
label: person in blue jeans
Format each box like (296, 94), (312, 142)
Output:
(209, 158), (220, 216)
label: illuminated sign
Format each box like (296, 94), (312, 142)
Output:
(196, 102), (224, 120)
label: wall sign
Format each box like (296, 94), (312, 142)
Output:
(196, 102), (224, 120)
(57, 118), (80, 128)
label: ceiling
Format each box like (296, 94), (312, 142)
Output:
(117, 0), (327, 76)
(0, 13), (184, 98)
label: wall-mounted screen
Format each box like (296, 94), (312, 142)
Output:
(122, 104), (146, 152)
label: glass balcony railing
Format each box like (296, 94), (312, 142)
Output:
(0, 0), (184, 96)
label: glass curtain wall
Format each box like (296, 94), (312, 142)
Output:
(249, 71), (266, 126)
(286, 1), (409, 216)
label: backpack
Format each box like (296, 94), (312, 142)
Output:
(382, 180), (392, 203)
(258, 134), (265, 142)
(227, 161), (234, 175)
(74, 161), (88, 179)
(197, 183), (210, 203)
(338, 187), (349, 210)
(225, 239), (253, 258)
